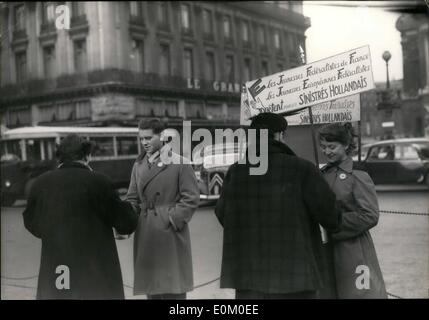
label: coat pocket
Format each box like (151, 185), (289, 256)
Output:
(153, 206), (172, 230)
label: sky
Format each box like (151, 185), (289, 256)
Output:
(303, 1), (404, 83)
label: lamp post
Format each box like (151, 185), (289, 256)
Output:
(381, 51), (394, 139)
(382, 51), (392, 89)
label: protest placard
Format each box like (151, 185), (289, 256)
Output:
(287, 94), (361, 126)
(240, 45), (374, 125)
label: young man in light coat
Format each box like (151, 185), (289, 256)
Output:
(126, 119), (199, 299)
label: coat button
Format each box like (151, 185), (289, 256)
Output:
(339, 173), (347, 180)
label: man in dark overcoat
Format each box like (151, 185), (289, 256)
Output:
(23, 134), (138, 299)
(215, 112), (342, 299)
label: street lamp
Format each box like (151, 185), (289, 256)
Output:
(382, 51), (392, 89)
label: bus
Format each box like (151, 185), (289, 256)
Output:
(1, 126), (141, 206)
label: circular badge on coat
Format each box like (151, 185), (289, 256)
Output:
(339, 173), (347, 180)
(157, 162), (163, 167)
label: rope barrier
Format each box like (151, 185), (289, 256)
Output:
(380, 210), (429, 216)
(1, 281), (407, 299)
(1, 208), (424, 298)
(1, 275), (38, 280)
(122, 277), (220, 292)
(387, 292), (403, 299)
(1, 283), (36, 290)
(193, 277), (220, 290)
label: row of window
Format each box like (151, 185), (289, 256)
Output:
(13, 2), (85, 31)
(0, 136), (139, 162)
(3, 98), (240, 127)
(89, 136), (139, 158)
(135, 99), (179, 118)
(3, 100), (91, 126)
(14, 38), (283, 85)
(13, 1), (299, 51)
(128, 39), (283, 81)
(135, 98), (239, 120)
(367, 144), (422, 161)
(10, 2), (300, 84)
(129, 2), (299, 51)
(14, 39), (87, 84)
(38, 100), (91, 122)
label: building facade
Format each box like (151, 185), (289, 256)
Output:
(0, 1), (310, 132)
(396, 13), (429, 137)
(360, 80), (403, 143)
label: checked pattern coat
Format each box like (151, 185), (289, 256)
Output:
(215, 140), (341, 295)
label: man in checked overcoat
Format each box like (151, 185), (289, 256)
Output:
(215, 112), (342, 299)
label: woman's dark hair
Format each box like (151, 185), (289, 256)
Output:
(56, 134), (93, 163)
(318, 122), (357, 155)
(138, 118), (165, 135)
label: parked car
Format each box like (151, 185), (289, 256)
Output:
(359, 138), (429, 186)
(192, 142), (246, 200)
(192, 137), (429, 202)
(352, 144), (370, 162)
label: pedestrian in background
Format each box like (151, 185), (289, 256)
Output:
(126, 119), (199, 299)
(319, 122), (387, 298)
(23, 134), (138, 299)
(215, 112), (341, 299)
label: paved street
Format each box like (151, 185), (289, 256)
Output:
(1, 189), (428, 299)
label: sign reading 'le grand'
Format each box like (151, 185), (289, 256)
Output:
(240, 45), (375, 124)
(187, 78), (241, 94)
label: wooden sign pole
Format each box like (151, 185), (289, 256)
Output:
(358, 120), (362, 163)
(308, 106), (319, 168)
(357, 94), (362, 163)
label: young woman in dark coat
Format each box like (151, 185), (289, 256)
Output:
(319, 123), (387, 299)
(23, 134), (138, 299)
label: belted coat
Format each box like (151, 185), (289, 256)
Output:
(126, 150), (199, 295)
(321, 157), (387, 299)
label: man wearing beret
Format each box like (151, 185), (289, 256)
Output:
(23, 134), (138, 299)
(215, 112), (341, 299)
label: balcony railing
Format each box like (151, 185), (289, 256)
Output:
(228, 2), (310, 28)
(0, 70), (213, 100)
(181, 27), (194, 38)
(71, 15), (88, 27)
(259, 44), (268, 53)
(157, 22), (170, 32)
(40, 22), (56, 34)
(242, 40), (252, 50)
(224, 37), (234, 47)
(12, 29), (27, 41)
(129, 15), (145, 26)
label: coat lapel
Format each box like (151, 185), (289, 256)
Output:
(323, 167), (338, 189)
(337, 157), (353, 173)
(139, 157), (168, 192)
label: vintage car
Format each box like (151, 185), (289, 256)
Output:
(191, 137), (429, 202)
(192, 142), (246, 201)
(359, 138), (429, 186)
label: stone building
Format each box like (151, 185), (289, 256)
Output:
(396, 13), (429, 137)
(0, 1), (310, 133)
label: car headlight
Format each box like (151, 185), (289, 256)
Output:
(5, 180), (11, 188)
